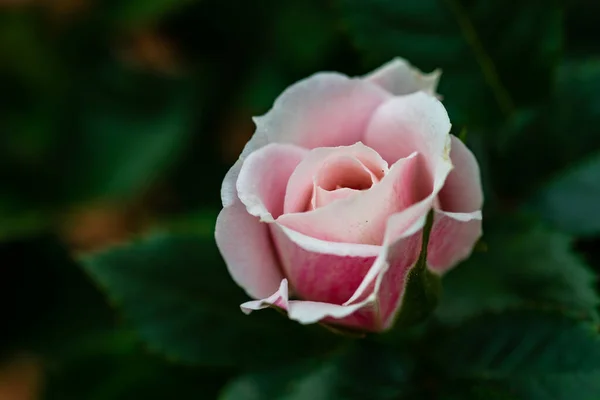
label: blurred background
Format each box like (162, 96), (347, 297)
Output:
(1, 0), (600, 398)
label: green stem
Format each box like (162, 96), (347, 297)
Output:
(417, 210), (435, 268)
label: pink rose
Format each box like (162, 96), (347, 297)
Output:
(215, 58), (483, 332)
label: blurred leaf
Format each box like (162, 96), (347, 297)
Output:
(436, 310), (600, 377)
(494, 59), (600, 199)
(434, 310), (600, 400)
(435, 216), (598, 324)
(81, 232), (340, 368)
(220, 340), (418, 400)
(338, 0), (561, 124)
(65, 62), (194, 201)
(530, 153), (600, 236)
(0, 58), (195, 240)
(0, 11), (63, 93)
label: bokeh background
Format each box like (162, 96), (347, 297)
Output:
(2, 0), (600, 398)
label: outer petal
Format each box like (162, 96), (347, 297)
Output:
(427, 136), (484, 273)
(215, 201), (285, 299)
(240, 73), (391, 158)
(220, 159), (242, 208)
(241, 226), (384, 330)
(363, 91), (452, 167)
(365, 57), (441, 97)
(427, 210), (482, 274)
(437, 136), (483, 213)
(241, 279), (370, 328)
(270, 224), (378, 306)
(216, 143), (308, 299)
(237, 143), (309, 221)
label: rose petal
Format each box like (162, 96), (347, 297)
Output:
(237, 143), (308, 221)
(270, 224), (377, 305)
(242, 221), (423, 332)
(240, 74), (391, 159)
(241, 279), (370, 327)
(425, 136), (483, 274)
(365, 57), (441, 97)
(279, 152), (429, 245)
(284, 142), (389, 214)
(220, 159), (243, 208)
(314, 155), (374, 191)
(313, 187), (359, 209)
(215, 200), (284, 299)
(216, 143), (307, 299)
(363, 91), (452, 167)
(427, 210), (482, 274)
(437, 135), (483, 212)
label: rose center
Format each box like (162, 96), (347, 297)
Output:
(316, 156), (374, 191)
(308, 155), (382, 211)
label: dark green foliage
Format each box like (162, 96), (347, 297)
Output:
(81, 232), (341, 368)
(434, 310), (600, 400)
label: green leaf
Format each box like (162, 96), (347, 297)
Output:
(435, 216), (598, 324)
(338, 0), (561, 124)
(80, 232), (339, 368)
(530, 153), (600, 236)
(220, 340), (418, 400)
(64, 63), (194, 202)
(434, 310), (600, 400)
(436, 311), (600, 377)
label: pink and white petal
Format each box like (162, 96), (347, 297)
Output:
(237, 143), (308, 221)
(363, 92), (452, 166)
(438, 135), (484, 213)
(378, 230), (424, 328)
(242, 74), (391, 158)
(241, 278), (381, 330)
(427, 209), (482, 274)
(220, 159), (243, 208)
(241, 279), (289, 313)
(365, 57), (441, 97)
(313, 187), (359, 210)
(343, 197), (432, 307)
(314, 156), (374, 191)
(279, 152), (429, 245)
(215, 199), (285, 299)
(270, 223), (379, 306)
(284, 142), (389, 214)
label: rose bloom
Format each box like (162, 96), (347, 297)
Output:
(215, 58), (483, 332)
